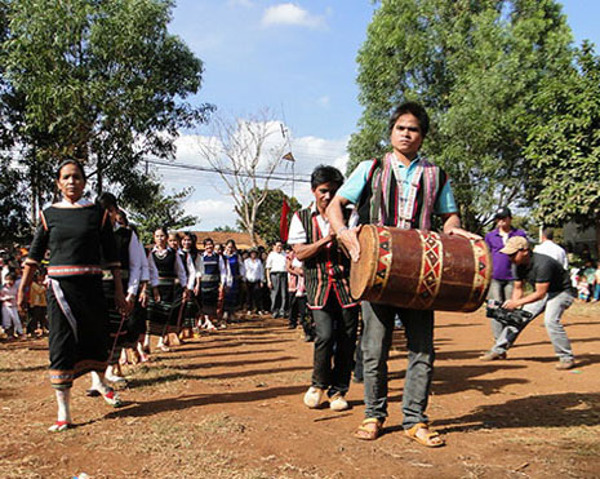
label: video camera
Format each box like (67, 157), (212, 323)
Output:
(485, 300), (533, 327)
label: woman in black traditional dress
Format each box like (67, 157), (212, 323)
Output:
(222, 239), (245, 323)
(18, 160), (127, 432)
(146, 228), (189, 352)
(91, 194), (148, 384)
(179, 232), (203, 338)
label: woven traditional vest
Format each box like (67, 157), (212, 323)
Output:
(202, 253), (220, 293)
(356, 156), (448, 230)
(153, 248), (177, 279)
(297, 208), (355, 309)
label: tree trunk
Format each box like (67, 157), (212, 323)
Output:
(97, 164), (103, 194)
(30, 158), (37, 228)
(595, 216), (600, 260)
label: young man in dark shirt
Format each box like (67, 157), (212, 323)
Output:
(480, 236), (576, 370)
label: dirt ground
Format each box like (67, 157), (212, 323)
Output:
(1, 302), (599, 479)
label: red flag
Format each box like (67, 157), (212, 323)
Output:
(280, 198), (290, 242)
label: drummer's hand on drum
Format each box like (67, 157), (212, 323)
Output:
(446, 227), (482, 241)
(338, 226), (361, 262)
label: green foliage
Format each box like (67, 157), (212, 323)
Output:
(350, 0), (574, 233)
(236, 188), (301, 245)
(1, 0), (213, 223)
(123, 176), (197, 245)
(525, 42), (600, 231)
(0, 158), (30, 243)
(213, 225), (239, 233)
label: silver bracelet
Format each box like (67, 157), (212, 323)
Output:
(338, 226), (349, 234)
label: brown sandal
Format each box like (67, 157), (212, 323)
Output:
(405, 422), (445, 448)
(354, 418), (383, 441)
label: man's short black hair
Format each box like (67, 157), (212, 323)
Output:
(388, 101), (430, 138)
(542, 228), (555, 241)
(311, 165), (344, 190)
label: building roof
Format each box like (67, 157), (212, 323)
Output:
(188, 231), (266, 251)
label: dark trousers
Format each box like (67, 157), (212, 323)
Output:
(311, 294), (359, 396)
(270, 273), (287, 315)
(246, 281), (263, 312)
(288, 292), (298, 326)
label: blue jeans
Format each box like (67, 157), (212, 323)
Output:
(491, 290), (575, 361)
(361, 301), (434, 429)
(488, 279), (514, 341)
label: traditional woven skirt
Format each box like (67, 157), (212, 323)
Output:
(146, 278), (183, 336)
(127, 300), (147, 342)
(47, 275), (110, 390)
(183, 292), (200, 328)
(102, 272), (130, 364)
(224, 277), (241, 313)
(201, 285), (219, 317)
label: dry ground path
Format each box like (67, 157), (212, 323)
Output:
(1, 303), (599, 478)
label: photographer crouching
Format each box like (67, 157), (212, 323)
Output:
(480, 236), (577, 370)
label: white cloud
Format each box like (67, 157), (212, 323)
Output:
(184, 198), (237, 230)
(154, 127), (350, 229)
(317, 95), (330, 108)
(261, 3), (326, 29)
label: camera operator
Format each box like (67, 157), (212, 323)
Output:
(480, 236), (576, 370)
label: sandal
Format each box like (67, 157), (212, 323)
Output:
(354, 418), (383, 441)
(48, 421), (72, 432)
(404, 422), (445, 448)
(102, 389), (123, 408)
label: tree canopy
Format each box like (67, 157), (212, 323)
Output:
(236, 188), (301, 245)
(525, 41), (600, 254)
(349, 0), (574, 232)
(1, 0), (212, 239)
(124, 178), (197, 245)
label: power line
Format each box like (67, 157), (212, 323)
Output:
(145, 158), (311, 183)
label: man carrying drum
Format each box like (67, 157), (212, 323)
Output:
(328, 101), (479, 447)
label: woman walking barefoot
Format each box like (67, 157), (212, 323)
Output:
(18, 159), (127, 432)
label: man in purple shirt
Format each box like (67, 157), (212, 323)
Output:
(483, 206), (527, 351)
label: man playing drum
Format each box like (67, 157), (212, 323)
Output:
(328, 102), (479, 447)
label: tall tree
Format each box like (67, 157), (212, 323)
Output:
(196, 110), (289, 246)
(123, 175), (198, 245)
(236, 188), (301, 245)
(3, 0), (213, 224)
(525, 41), (600, 256)
(349, 0), (574, 232)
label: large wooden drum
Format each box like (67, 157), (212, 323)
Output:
(350, 226), (491, 312)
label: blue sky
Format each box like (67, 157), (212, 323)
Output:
(156, 1), (600, 230)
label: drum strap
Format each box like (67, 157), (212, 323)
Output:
(387, 153), (424, 230)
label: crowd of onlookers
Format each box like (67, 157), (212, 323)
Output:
(1, 248), (48, 341)
(572, 260), (600, 302)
